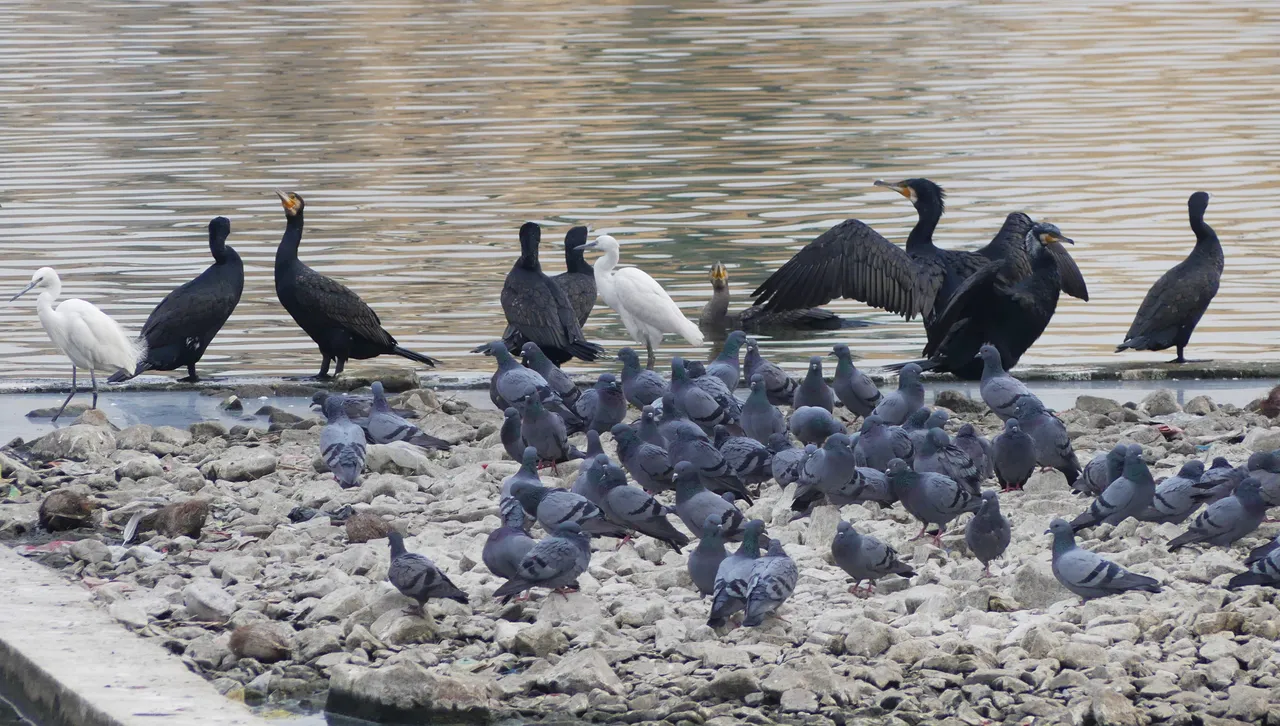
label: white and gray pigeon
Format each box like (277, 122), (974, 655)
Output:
(831, 520), (915, 596)
(1228, 537), (1280, 589)
(914, 427), (982, 496)
(871, 362), (924, 426)
(954, 424), (993, 481)
(992, 418), (1036, 491)
(508, 477), (629, 538)
(887, 458), (981, 547)
(688, 515), (728, 598)
(321, 396), (367, 489)
(964, 491), (1010, 577)
(674, 462), (747, 541)
(706, 331), (747, 392)
(792, 356), (835, 412)
(520, 393), (581, 468)
(491, 522), (592, 604)
(612, 423), (674, 494)
(1047, 518), (1161, 601)
(1167, 477), (1267, 551)
(830, 343), (880, 417)
(483, 498), (537, 580)
(594, 457), (690, 552)
(671, 357), (734, 434)
(978, 344), (1040, 420)
(503, 446), (544, 497)
(484, 340), (549, 410)
(367, 382), (450, 451)
(1070, 445), (1154, 532)
(387, 531), (469, 616)
(617, 347), (669, 408)
(573, 373), (628, 434)
(854, 414), (912, 472)
(1012, 396), (1081, 488)
(708, 519), (766, 627)
(714, 425), (773, 487)
(769, 435), (809, 489)
(1136, 460), (1207, 525)
(522, 341), (581, 408)
(789, 406), (847, 446)
(1079, 444), (1127, 497)
(668, 426), (752, 503)
(742, 374), (786, 444)
(501, 407), (525, 462)
(744, 339), (796, 407)
(743, 539), (798, 627)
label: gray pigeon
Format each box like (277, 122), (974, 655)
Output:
(1079, 444), (1127, 497)
(794, 433), (857, 510)
(503, 446), (545, 497)
(887, 458), (981, 546)
(522, 341), (581, 408)
(992, 418), (1036, 491)
(311, 390), (418, 422)
(1193, 457), (1245, 504)
(832, 520), (915, 596)
(708, 519), (765, 627)
(1047, 518), (1161, 601)
(769, 435), (809, 488)
(954, 424), (993, 481)
(789, 406), (847, 446)
(1136, 460), (1207, 525)
(658, 392), (711, 448)
(387, 531), (469, 616)
(573, 373), (628, 434)
(671, 357), (734, 434)
(901, 408), (934, 453)
(914, 427), (981, 496)
(688, 515), (728, 597)
(508, 478), (629, 538)
(485, 340), (549, 410)
(854, 414), (912, 471)
(617, 347), (669, 408)
(674, 462), (746, 541)
(1245, 452), (1280, 506)
(595, 457), (690, 552)
(321, 396), (367, 489)
(843, 467), (896, 506)
(483, 498), (537, 580)
(1012, 397), (1081, 487)
(635, 405), (667, 447)
(570, 430), (607, 497)
(1167, 478), (1267, 551)
(871, 362), (924, 425)
(520, 393), (579, 468)
(792, 356), (835, 412)
(1228, 539), (1280, 589)
(571, 446), (610, 505)
(668, 426), (752, 503)
(1246, 535), (1280, 566)
(612, 423), (675, 493)
(1070, 446), (1154, 532)
(685, 360), (742, 424)
(742, 374), (786, 444)
(830, 344), (880, 417)
(978, 344), (1040, 420)
(744, 339), (796, 406)
(491, 523), (592, 603)
(501, 408), (525, 462)
(743, 539), (798, 626)
(964, 491), (1011, 577)
(706, 331), (747, 392)
(367, 382), (450, 451)
(714, 425), (773, 487)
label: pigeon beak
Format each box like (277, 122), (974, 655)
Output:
(1043, 529), (1052, 535)
(9, 280), (38, 302)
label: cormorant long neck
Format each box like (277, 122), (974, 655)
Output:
(518, 223), (542, 272)
(905, 197), (943, 254)
(276, 211), (304, 268)
(701, 286), (730, 327)
(1188, 198), (1220, 257)
(563, 227), (591, 274)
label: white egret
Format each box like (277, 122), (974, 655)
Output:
(581, 234), (704, 369)
(11, 267), (143, 421)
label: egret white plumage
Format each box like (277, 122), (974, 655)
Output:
(582, 234), (704, 369)
(11, 267), (143, 421)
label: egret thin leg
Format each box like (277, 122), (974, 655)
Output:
(90, 369), (99, 410)
(52, 366), (78, 422)
(645, 341), (656, 370)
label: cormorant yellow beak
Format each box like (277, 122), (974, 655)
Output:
(1044, 233), (1075, 246)
(873, 179), (912, 199)
(274, 189), (300, 214)
(710, 262), (728, 283)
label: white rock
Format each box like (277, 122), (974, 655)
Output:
(183, 579), (237, 621)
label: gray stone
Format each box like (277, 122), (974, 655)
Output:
(183, 579), (237, 622)
(200, 446), (277, 481)
(327, 662), (497, 723)
(844, 617), (894, 658)
(694, 670), (760, 702)
(369, 611), (436, 646)
(1089, 688), (1140, 726)
(29, 425), (117, 461)
(114, 454), (163, 481)
(1051, 642), (1107, 670)
(537, 649), (625, 696)
(107, 599), (149, 629)
(934, 390), (986, 415)
(296, 625), (344, 662)
(416, 414), (476, 445)
(1011, 561), (1072, 609)
(188, 421), (228, 440)
(1244, 428), (1280, 453)
(184, 633), (233, 670)
(1185, 395), (1217, 415)
(779, 688), (818, 714)
(365, 443), (434, 476)
(1075, 396), (1122, 415)
(306, 586), (368, 624)
(116, 425), (154, 450)
(70, 538), (110, 564)
(1225, 684), (1269, 722)
(1141, 389), (1180, 416)
(512, 622), (567, 658)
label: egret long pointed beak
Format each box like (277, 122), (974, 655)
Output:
(10, 280), (37, 302)
(579, 241), (599, 250)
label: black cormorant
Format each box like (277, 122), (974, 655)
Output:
(499, 222), (603, 364)
(699, 261), (844, 332)
(110, 216), (243, 383)
(272, 190), (440, 379)
(494, 226), (596, 363)
(1116, 192), (1222, 363)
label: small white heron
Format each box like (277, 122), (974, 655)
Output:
(581, 234), (704, 369)
(11, 267), (143, 421)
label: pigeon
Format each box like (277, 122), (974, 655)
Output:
(1167, 478), (1267, 551)
(570, 430), (607, 495)
(636, 405), (667, 447)
(311, 390), (419, 422)
(1246, 535), (1280, 567)
(708, 519), (766, 627)
(905, 409), (949, 450)
(571, 444), (611, 505)
(387, 531), (469, 616)
(794, 433), (858, 509)
(534, 384), (586, 435)
(594, 457), (690, 552)
(978, 344), (1040, 420)
(1136, 460), (1208, 525)
(617, 347), (669, 408)
(491, 523), (592, 604)
(854, 415), (912, 471)
(954, 424), (993, 480)
(792, 356), (835, 412)
(1194, 456), (1245, 504)
(744, 338), (796, 406)
(742, 374), (786, 444)
(832, 520), (915, 596)
(769, 435), (809, 488)
(789, 406), (847, 446)
(688, 515), (728, 597)
(887, 458), (982, 546)
(508, 478), (629, 538)
(1228, 540), (1280, 589)
(484, 340), (549, 410)
(671, 357), (734, 434)
(1245, 452), (1280, 506)
(914, 427), (982, 495)
(1047, 518), (1161, 601)
(366, 382), (451, 451)
(871, 362), (924, 426)
(521, 341), (581, 405)
(1079, 444), (1127, 497)
(503, 447), (546, 497)
(483, 498), (537, 580)
(612, 423), (675, 494)
(1070, 446), (1155, 532)
(842, 467), (897, 506)
(520, 393), (581, 468)
(830, 343), (881, 417)
(674, 462), (747, 541)
(992, 418), (1036, 491)
(964, 491), (1011, 577)
(668, 426), (752, 503)
(1012, 396), (1081, 487)
(684, 359), (742, 425)
(714, 425), (773, 487)
(743, 539), (798, 626)
(706, 330), (747, 392)
(573, 373), (628, 434)
(501, 408), (525, 462)
(320, 396), (367, 489)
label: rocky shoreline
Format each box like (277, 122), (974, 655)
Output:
(3, 381), (1280, 726)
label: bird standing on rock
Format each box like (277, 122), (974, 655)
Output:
(792, 356), (835, 412)
(366, 382), (450, 450)
(387, 531), (469, 616)
(991, 419), (1036, 492)
(498, 223), (603, 365)
(1047, 519), (1161, 601)
(689, 516), (728, 598)
(977, 344), (1040, 421)
(1167, 478), (1267, 551)
(573, 373), (627, 434)
(887, 458), (981, 546)
(1070, 446), (1154, 532)
(320, 395), (367, 489)
(743, 539), (798, 627)
(492, 523), (592, 604)
(872, 363), (924, 426)
(616, 347), (669, 407)
(483, 499), (536, 580)
(830, 344), (881, 417)
(522, 342), (580, 408)
(744, 339), (797, 406)
(708, 519), (766, 627)
(705, 330), (747, 391)
(965, 491), (1010, 578)
(831, 520), (916, 596)
(1011, 397), (1080, 487)
(742, 375), (786, 444)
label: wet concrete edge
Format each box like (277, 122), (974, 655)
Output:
(0, 546), (270, 726)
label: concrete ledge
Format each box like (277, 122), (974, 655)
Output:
(0, 545), (271, 726)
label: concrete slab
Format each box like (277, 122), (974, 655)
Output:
(0, 545), (270, 726)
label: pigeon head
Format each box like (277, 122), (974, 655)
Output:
(616, 347), (639, 368)
(765, 539), (786, 557)
(861, 414), (885, 433)
(830, 343), (850, 360)
(824, 433), (851, 452)
(504, 407), (520, 421)
(1122, 447), (1153, 483)
(742, 519), (766, 550)
(602, 463), (628, 491)
(898, 362), (922, 387)
(722, 330), (747, 353)
(554, 522), (584, 537)
(387, 530), (408, 557)
(1179, 460), (1206, 479)
(610, 423), (635, 443)
(1003, 418), (1021, 434)
(371, 381), (387, 405)
(595, 373), (619, 391)
(1211, 457), (1231, 469)
(1237, 478), (1265, 508)
(924, 427), (949, 452)
(903, 408), (931, 430)
(520, 341), (547, 365)
(585, 430), (604, 458)
(1045, 518), (1074, 541)
(586, 454), (610, 485)
(957, 423), (977, 438)
(979, 490), (1000, 513)
(925, 409), (950, 430)
(836, 520), (852, 536)
(484, 340), (514, 361)
(1248, 451), (1280, 473)
(642, 407), (658, 425)
(520, 446), (540, 472)
(749, 374), (766, 392)
(673, 461), (701, 491)
(767, 432), (793, 452)
(885, 458), (911, 478)
(807, 356), (823, 374)
(322, 396), (348, 421)
(684, 360), (707, 379)
(671, 357), (688, 380)
(1011, 396), (1043, 419)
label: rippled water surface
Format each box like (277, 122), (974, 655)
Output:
(0, 0), (1277, 380)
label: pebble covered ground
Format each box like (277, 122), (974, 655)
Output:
(3, 379), (1280, 726)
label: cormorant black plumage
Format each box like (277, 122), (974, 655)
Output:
(272, 190), (440, 379)
(1116, 192), (1222, 363)
(110, 216), (243, 383)
(495, 226), (597, 364)
(499, 222), (603, 364)
(699, 261), (843, 332)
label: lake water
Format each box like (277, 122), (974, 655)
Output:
(0, 0), (1277, 382)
